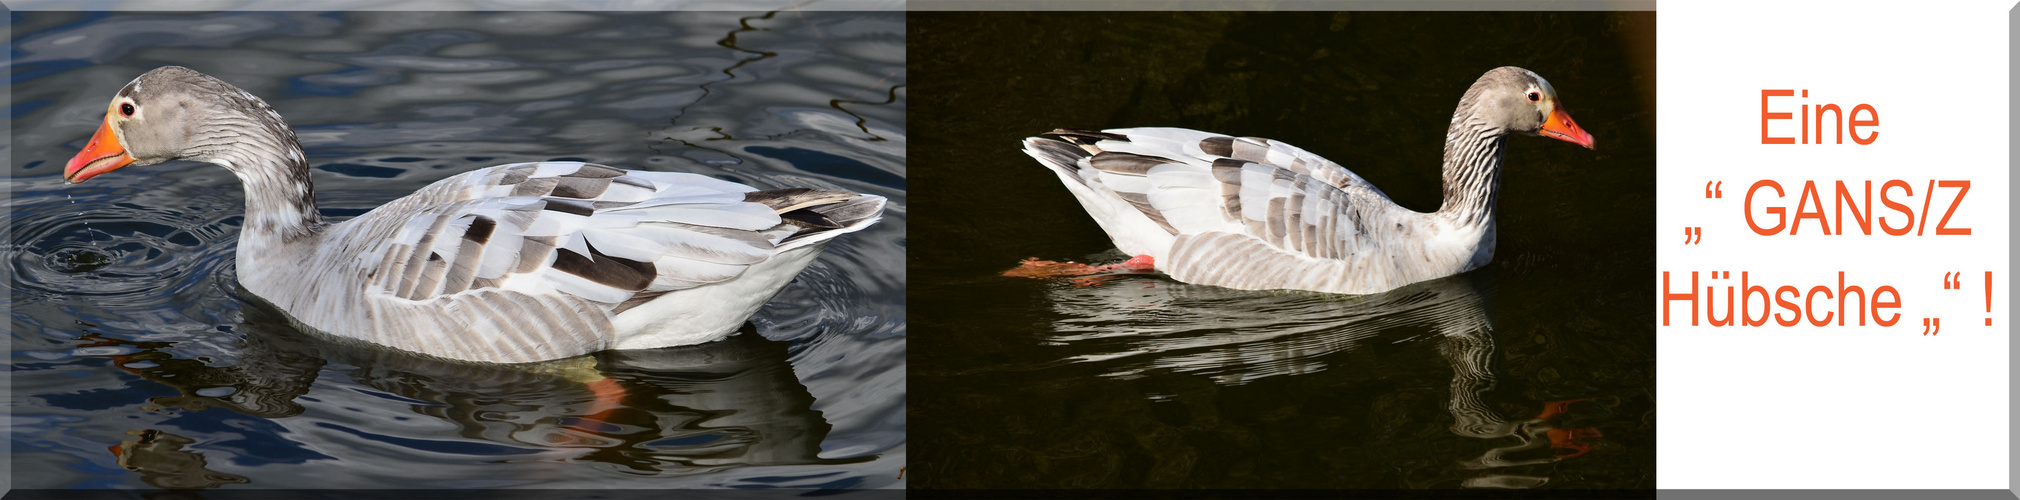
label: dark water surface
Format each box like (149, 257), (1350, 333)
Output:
(910, 12), (1654, 489)
(8, 10), (904, 490)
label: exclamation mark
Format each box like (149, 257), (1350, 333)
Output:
(1984, 271), (1994, 326)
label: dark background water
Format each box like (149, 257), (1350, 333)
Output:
(909, 11), (1654, 490)
(7, 10), (904, 490)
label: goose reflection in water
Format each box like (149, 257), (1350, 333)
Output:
(76, 295), (864, 485)
(1024, 264), (1606, 488)
(108, 428), (250, 489)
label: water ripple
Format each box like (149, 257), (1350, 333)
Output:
(1037, 258), (1494, 385)
(9, 190), (239, 304)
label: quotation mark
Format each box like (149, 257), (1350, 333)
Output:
(1933, 271), (1992, 330)
(1685, 181), (1719, 246)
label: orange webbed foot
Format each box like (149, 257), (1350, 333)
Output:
(1548, 427), (1603, 459)
(1535, 398), (1587, 419)
(581, 377), (627, 422)
(1003, 255), (1158, 286)
(1002, 258), (1109, 279)
(1120, 254), (1155, 272)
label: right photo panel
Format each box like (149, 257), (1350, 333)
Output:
(909, 10), (1656, 493)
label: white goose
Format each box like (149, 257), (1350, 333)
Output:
(1022, 66), (1594, 295)
(63, 66), (885, 364)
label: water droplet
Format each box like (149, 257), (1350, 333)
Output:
(68, 195), (99, 248)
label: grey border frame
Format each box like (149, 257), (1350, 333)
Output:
(10, 0), (2020, 497)
(3, 0), (12, 495)
(0, 0), (904, 496)
(908, 0), (2020, 497)
(1669, 2), (2015, 498)
(2, 0), (903, 11)
(910, 0), (1651, 10)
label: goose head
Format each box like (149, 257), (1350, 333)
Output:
(64, 66), (301, 184)
(1465, 66), (1595, 149)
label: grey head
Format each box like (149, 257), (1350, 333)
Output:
(1456, 66), (1594, 149)
(65, 65), (305, 183)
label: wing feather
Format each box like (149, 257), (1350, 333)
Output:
(349, 161), (858, 306)
(1030, 129), (1431, 292)
(311, 161), (881, 363)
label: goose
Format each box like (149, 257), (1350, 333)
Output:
(63, 66), (885, 364)
(1021, 66), (1594, 295)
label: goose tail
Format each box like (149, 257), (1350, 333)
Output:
(743, 188), (886, 252)
(1022, 135), (1094, 186)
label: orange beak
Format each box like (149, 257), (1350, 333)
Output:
(64, 118), (134, 184)
(1540, 106), (1596, 149)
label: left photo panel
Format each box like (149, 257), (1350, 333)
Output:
(9, 9), (904, 491)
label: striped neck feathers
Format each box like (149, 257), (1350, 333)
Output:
(1436, 108), (1508, 228)
(191, 99), (322, 242)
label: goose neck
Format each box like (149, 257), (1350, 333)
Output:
(1436, 115), (1507, 227)
(194, 113), (322, 243)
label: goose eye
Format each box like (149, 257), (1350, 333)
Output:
(1526, 91), (1540, 102)
(119, 102), (134, 117)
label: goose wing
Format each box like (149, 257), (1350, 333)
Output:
(318, 161), (881, 362)
(1026, 128), (1432, 294)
